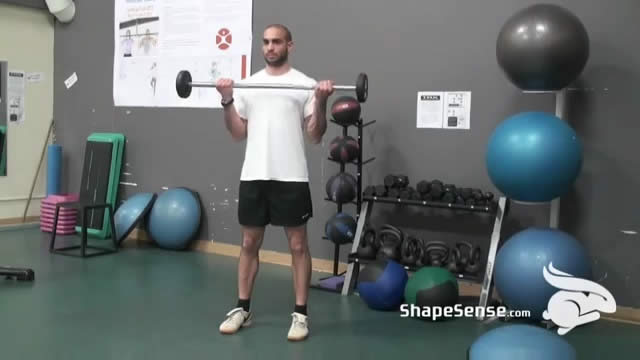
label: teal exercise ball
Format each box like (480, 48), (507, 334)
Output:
(494, 227), (592, 320)
(114, 192), (157, 244)
(486, 111), (582, 202)
(148, 188), (202, 250)
(469, 324), (576, 360)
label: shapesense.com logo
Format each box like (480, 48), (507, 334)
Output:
(400, 303), (530, 321)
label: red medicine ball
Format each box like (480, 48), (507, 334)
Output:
(329, 135), (359, 163)
(331, 96), (361, 126)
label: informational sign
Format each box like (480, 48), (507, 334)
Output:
(8, 70), (25, 124)
(417, 91), (471, 129)
(113, 0), (253, 108)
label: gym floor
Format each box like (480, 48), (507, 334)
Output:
(2, 226), (638, 360)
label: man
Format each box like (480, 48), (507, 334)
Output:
(121, 30), (133, 57)
(216, 24), (334, 341)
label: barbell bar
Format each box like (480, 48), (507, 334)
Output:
(175, 70), (368, 102)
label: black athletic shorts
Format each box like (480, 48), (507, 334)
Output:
(238, 180), (313, 227)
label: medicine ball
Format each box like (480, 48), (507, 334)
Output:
(331, 96), (361, 126)
(486, 111), (582, 202)
(325, 212), (357, 245)
(404, 267), (459, 321)
(357, 260), (408, 311)
(494, 227), (592, 320)
(468, 325), (576, 360)
(326, 172), (357, 204)
(496, 4), (589, 91)
(329, 135), (359, 163)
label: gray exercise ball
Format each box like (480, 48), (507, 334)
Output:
(496, 4), (589, 91)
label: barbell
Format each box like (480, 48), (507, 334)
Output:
(175, 70), (368, 102)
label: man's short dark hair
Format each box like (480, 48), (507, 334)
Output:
(265, 24), (292, 42)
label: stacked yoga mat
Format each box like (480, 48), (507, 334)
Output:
(40, 194), (79, 235)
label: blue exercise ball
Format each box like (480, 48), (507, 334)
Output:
(114, 192), (157, 244)
(469, 324), (576, 360)
(148, 188), (202, 250)
(486, 111), (583, 202)
(494, 227), (592, 320)
(357, 260), (408, 311)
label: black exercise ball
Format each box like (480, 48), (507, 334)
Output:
(496, 4), (589, 91)
(329, 135), (359, 163)
(325, 212), (357, 245)
(331, 96), (361, 126)
(326, 172), (357, 204)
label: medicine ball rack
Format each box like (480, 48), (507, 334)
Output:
(311, 116), (376, 294)
(340, 194), (511, 321)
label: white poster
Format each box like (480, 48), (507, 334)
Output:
(8, 70), (25, 124)
(416, 92), (444, 129)
(113, 0), (253, 108)
(417, 91), (471, 129)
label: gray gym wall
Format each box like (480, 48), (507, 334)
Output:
(53, 0), (640, 308)
(0, 0), (47, 10)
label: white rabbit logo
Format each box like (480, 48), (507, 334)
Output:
(542, 262), (616, 335)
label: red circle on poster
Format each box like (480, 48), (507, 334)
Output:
(216, 28), (232, 50)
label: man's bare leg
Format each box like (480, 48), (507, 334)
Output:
(238, 226), (266, 301)
(220, 225), (265, 334)
(284, 224), (311, 341)
(285, 224), (311, 309)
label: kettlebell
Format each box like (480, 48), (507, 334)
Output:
(413, 237), (426, 268)
(447, 244), (461, 273)
(456, 241), (482, 275)
(400, 235), (418, 266)
(357, 228), (378, 260)
(376, 224), (403, 261)
(423, 241), (449, 267)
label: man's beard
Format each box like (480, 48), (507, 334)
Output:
(264, 51), (288, 67)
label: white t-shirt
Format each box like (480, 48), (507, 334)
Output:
(234, 68), (317, 182)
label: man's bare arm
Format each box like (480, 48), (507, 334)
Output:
(224, 104), (247, 141)
(305, 97), (328, 144)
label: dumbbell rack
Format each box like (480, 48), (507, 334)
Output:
(340, 193), (511, 321)
(311, 116), (376, 294)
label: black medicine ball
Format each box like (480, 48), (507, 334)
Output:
(329, 135), (359, 163)
(331, 96), (361, 126)
(325, 212), (357, 245)
(326, 172), (357, 204)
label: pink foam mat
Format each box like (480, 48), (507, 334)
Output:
(42, 194), (79, 205)
(40, 206), (77, 215)
(40, 204), (78, 211)
(41, 225), (77, 235)
(40, 213), (77, 221)
(41, 218), (76, 226)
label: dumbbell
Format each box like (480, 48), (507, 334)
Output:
(384, 174), (410, 189)
(388, 188), (401, 198)
(416, 180), (431, 194)
(363, 186), (376, 197)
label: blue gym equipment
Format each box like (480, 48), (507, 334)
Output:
(113, 192), (157, 244)
(468, 324), (576, 360)
(486, 111), (582, 202)
(357, 260), (408, 311)
(494, 227), (592, 320)
(147, 187), (202, 250)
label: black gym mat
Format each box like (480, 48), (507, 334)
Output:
(78, 141), (114, 230)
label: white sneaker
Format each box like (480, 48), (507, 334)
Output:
(219, 307), (252, 334)
(287, 312), (309, 341)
